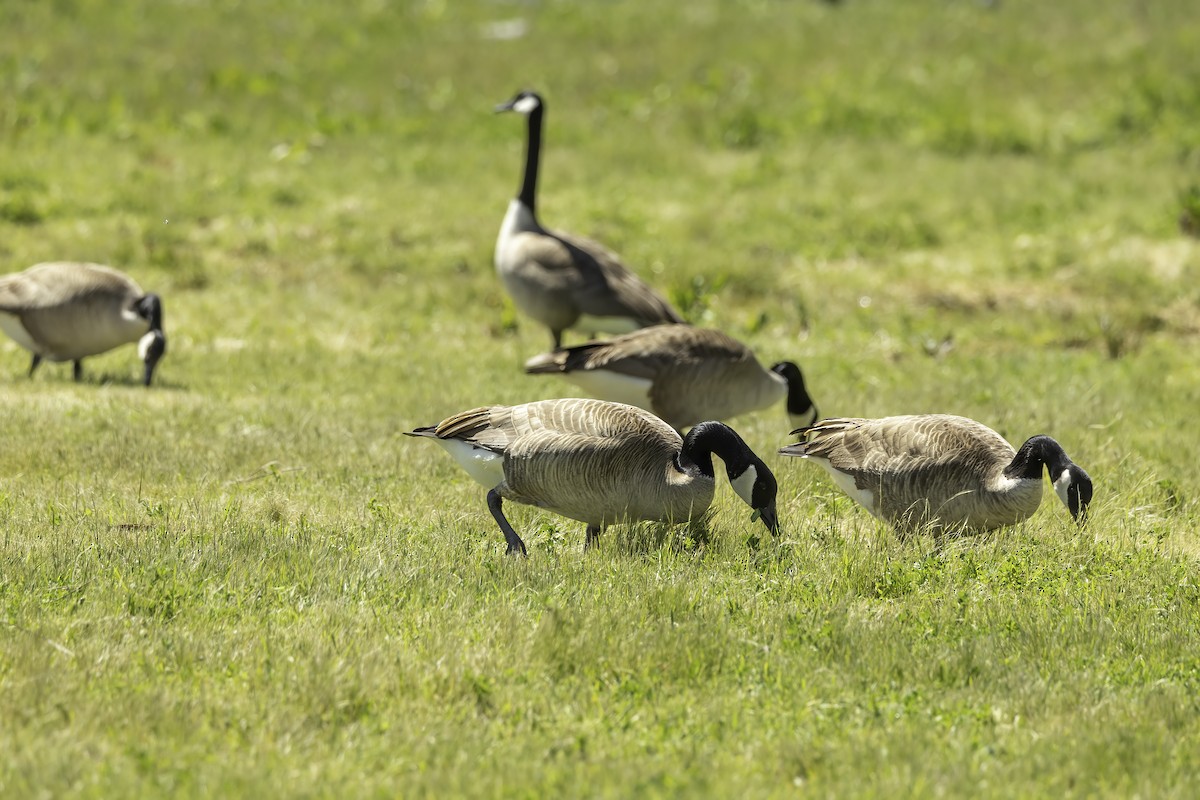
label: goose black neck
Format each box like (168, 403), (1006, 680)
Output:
(682, 421), (752, 478)
(1004, 435), (1071, 481)
(517, 105), (543, 216)
(139, 294), (164, 331)
(772, 362), (814, 417)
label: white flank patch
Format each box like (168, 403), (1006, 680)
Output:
(729, 465), (757, 508)
(820, 462), (880, 518)
(562, 369), (653, 410)
(0, 313), (37, 353)
(991, 473), (1027, 494)
(1053, 468), (1072, 507)
(435, 439), (506, 489)
(575, 314), (643, 336)
(512, 95), (541, 114)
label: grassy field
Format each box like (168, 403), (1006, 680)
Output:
(3, 0), (1200, 796)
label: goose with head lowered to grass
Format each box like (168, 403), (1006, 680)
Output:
(494, 90), (684, 349)
(524, 324), (819, 432)
(0, 262), (167, 386)
(778, 415), (1093, 535)
(405, 398), (779, 555)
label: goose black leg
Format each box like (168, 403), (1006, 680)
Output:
(29, 354), (41, 377)
(487, 488), (528, 557)
(73, 360), (83, 382)
(552, 330), (563, 351)
(585, 524), (601, 549)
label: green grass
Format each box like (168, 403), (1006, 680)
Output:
(2, 0), (1200, 796)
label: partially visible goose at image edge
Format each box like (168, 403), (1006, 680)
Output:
(0, 261), (167, 387)
(780, 414), (1093, 534)
(524, 324), (818, 432)
(406, 398), (779, 555)
(494, 90), (683, 350)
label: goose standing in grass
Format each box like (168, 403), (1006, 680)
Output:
(405, 398), (779, 555)
(524, 324), (819, 431)
(779, 415), (1093, 534)
(0, 262), (167, 386)
(494, 90), (683, 349)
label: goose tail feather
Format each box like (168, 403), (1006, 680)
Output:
(523, 351), (568, 374)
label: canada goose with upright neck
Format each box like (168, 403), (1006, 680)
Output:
(494, 90), (683, 349)
(0, 262), (167, 386)
(779, 415), (1093, 534)
(524, 324), (819, 431)
(405, 398), (779, 555)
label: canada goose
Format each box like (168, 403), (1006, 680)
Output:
(405, 398), (779, 555)
(779, 415), (1093, 534)
(523, 324), (819, 431)
(494, 90), (684, 349)
(0, 262), (166, 386)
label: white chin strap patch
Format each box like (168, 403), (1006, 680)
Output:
(729, 465), (758, 508)
(512, 95), (540, 114)
(1052, 468), (1072, 507)
(138, 331), (158, 360)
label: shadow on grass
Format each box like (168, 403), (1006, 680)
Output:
(611, 514), (714, 556)
(21, 368), (191, 391)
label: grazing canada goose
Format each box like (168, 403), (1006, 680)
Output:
(494, 90), (684, 349)
(779, 415), (1093, 534)
(0, 262), (166, 386)
(523, 324), (819, 431)
(405, 398), (779, 555)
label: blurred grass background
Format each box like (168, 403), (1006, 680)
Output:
(2, 1), (1199, 796)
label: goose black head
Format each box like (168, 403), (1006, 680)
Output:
(495, 90), (544, 115)
(770, 361), (818, 428)
(686, 421), (780, 535)
(135, 293), (166, 386)
(730, 455), (780, 536)
(1053, 462), (1094, 526)
(1007, 434), (1093, 527)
